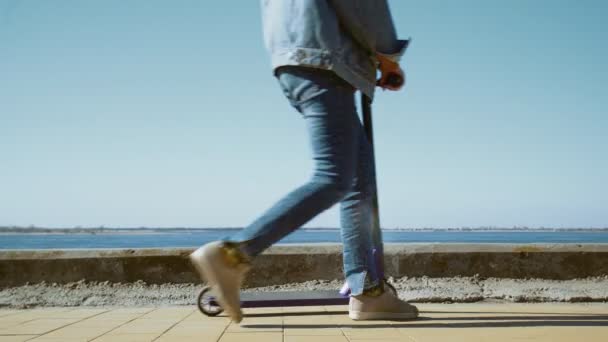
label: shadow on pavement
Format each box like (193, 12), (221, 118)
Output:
(240, 312), (608, 328)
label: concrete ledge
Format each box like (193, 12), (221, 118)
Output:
(1, 243), (608, 287)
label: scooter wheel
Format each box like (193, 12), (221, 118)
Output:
(197, 286), (223, 316)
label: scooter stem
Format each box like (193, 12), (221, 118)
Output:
(361, 94), (385, 281)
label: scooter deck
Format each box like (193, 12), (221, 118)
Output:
(212, 290), (349, 308)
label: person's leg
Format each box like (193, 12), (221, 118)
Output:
(228, 66), (363, 257)
(339, 120), (380, 296)
(191, 66), (365, 322)
(339, 94), (419, 321)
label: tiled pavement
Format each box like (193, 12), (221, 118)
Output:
(0, 303), (606, 341)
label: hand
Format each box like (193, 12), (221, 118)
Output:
(376, 54), (405, 91)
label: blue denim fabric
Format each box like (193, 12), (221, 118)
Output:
(228, 66), (380, 295)
(261, 0), (408, 99)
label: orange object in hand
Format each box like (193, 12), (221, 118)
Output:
(376, 54), (405, 91)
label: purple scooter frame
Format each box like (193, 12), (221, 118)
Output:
(197, 250), (392, 316)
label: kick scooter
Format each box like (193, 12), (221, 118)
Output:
(197, 71), (405, 317)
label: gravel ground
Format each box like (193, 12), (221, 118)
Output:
(1, 276), (607, 308)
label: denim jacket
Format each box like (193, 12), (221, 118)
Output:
(261, 0), (408, 99)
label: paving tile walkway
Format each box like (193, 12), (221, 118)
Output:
(0, 303), (606, 341)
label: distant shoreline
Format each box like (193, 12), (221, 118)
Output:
(1, 227), (607, 234)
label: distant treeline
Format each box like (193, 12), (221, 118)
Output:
(0, 226), (243, 234)
(1, 226), (607, 233)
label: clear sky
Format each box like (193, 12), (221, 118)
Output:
(1, 0), (606, 229)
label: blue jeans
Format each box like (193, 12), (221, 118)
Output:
(228, 66), (381, 295)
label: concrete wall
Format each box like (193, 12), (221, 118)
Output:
(1, 244), (608, 288)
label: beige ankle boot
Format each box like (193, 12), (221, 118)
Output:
(190, 241), (251, 323)
(349, 285), (418, 320)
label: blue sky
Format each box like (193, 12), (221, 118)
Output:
(1, 0), (606, 229)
